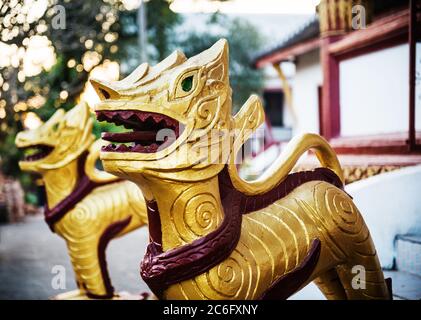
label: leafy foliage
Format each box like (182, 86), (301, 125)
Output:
(177, 13), (264, 111)
(0, 0), (180, 183)
(0, 1), (264, 206)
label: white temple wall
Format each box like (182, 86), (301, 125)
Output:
(339, 44), (414, 136)
(291, 49), (322, 135)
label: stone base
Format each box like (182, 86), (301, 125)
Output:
(51, 290), (151, 300)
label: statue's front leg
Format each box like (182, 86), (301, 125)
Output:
(312, 183), (391, 300)
(65, 217), (133, 299)
(58, 236), (114, 299)
(52, 289), (86, 300)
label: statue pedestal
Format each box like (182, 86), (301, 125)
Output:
(51, 290), (151, 300)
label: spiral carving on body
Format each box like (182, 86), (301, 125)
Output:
(305, 183), (367, 262)
(192, 244), (259, 299)
(319, 186), (362, 235)
(58, 205), (98, 243)
(171, 185), (222, 243)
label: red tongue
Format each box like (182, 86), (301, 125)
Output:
(102, 131), (157, 142)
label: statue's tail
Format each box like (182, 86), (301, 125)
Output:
(85, 139), (120, 184)
(228, 96), (343, 195)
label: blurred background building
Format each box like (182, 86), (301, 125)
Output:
(251, 0), (421, 183)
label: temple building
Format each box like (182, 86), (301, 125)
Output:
(252, 0), (421, 184)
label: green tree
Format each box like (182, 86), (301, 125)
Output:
(117, 0), (181, 71)
(147, 0), (182, 62)
(0, 0), (181, 205)
(0, 0), (124, 181)
(0, 0), (181, 180)
(176, 13), (264, 111)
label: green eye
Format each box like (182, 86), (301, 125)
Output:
(181, 76), (193, 92)
(52, 123), (59, 132)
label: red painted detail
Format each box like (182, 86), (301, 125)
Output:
(329, 8), (410, 59)
(44, 152), (121, 231)
(318, 85), (324, 136)
(255, 38), (321, 68)
(409, 0), (419, 150)
(321, 35), (342, 140)
(86, 216), (132, 299)
(299, 153), (421, 167)
(330, 133), (421, 155)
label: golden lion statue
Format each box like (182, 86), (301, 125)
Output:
(15, 102), (148, 299)
(91, 39), (391, 300)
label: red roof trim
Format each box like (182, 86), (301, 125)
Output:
(254, 8), (410, 69)
(329, 8), (409, 59)
(255, 38), (321, 69)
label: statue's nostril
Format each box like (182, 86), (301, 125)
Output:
(100, 88), (111, 100)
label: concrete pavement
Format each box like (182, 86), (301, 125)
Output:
(2, 215), (418, 300)
(0, 215), (150, 299)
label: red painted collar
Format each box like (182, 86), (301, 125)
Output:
(43, 152), (117, 231)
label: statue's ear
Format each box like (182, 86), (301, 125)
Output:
(45, 108), (65, 127)
(65, 102), (90, 129)
(227, 95), (265, 194)
(206, 39), (228, 82)
(232, 94), (265, 147)
(186, 38), (228, 82)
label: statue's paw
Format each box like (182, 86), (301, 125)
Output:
(51, 289), (88, 300)
(52, 290), (154, 300)
(114, 291), (153, 300)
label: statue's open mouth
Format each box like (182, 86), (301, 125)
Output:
(19, 145), (54, 162)
(96, 110), (184, 153)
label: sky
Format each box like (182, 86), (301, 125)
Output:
(176, 13), (312, 48)
(170, 0), (320, 15)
